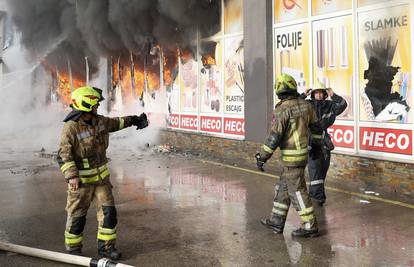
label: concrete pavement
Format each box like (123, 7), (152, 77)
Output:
(0, 147), (413, 266)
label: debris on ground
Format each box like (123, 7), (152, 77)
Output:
(153, 144), (175, 153)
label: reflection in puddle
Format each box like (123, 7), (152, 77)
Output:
(170, 172), (247, 203)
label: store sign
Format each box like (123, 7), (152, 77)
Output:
(180, 115), (198, 130)
(327, 125), (355, 149)
(168, 114), (180, 128)
(223, 118), (245, 136)
(274, 23), (310, 95)
(200, 116), (222, 133)
(359, 127), (412, 155)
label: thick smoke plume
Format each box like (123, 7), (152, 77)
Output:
(6, 0), (221, 77)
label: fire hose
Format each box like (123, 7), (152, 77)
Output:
(0, 241), (136, 267)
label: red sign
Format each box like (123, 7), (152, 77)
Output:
(327, 125), (355, 149)
(180, 115), (198, 130)
(359, 127), (412, 155)
(200, 116), (222, 133)
(168, 114), (180, 128)
(223, 118), (245, 136)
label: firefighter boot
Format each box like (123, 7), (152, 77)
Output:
(98, 241), (122, 260)
(260, 215), (285, 234)
(291, 228), (319, 238)
(68, 248), (82, 256)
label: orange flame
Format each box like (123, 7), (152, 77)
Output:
(112, 62), (119, 88)
(56, 73), (83, 106)
(180, 50), (193, 64)
(134, 66), (144, 97)
(119, 66), (134, 104)
(202, 54), (216, 66)
(163, 53), (178, 86)
(147, 71), (160, 91)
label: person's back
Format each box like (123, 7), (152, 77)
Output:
(274, 96), (316, 167)
(256, 74), (319, 238)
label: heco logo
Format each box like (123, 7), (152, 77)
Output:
(180, 115), (198, 130)
(168, 114), (179, 128)
(224, 118), (245, 136)
(360, 127), (412, 155)
(327, 125), (354, 148)
(201, 117), (222, 133)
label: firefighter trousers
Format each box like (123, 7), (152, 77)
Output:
(308, 150), (331, 201)
(64, 179), (117, 252)
(271, 166), (318, 230)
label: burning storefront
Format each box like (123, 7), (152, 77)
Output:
(5, 0), (413, 199)
(6, 0), (223, 117)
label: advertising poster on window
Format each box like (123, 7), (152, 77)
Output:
(357, 0), (398, 7)
(312, 15), (353, 120)
(200, 41), (223, 114)
(358, 5), (411, 123)
(180, 55), (198, 113)
(224, 0), (243, 34)
(274, 0), (308, 23)
(224, 36), (244, 115)
(312, 0), (352, 16)
(274, 23), (310, 95)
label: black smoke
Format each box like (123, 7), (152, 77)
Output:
(6, 0), (221, 79)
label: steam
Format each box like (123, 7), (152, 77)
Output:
(0, 40), (65, 151)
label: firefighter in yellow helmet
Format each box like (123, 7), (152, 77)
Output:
(256, 74), (319, 238)
(57, 86), (149, 259)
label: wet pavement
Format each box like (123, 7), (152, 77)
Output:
(0, 147), (413, 267)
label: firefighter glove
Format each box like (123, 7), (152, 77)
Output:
(255, 153), (265, 172)
(132, 113), (149, 129)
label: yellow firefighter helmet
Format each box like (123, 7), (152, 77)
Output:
(70, 86), (102, 112)
(275, 73), (298, 95)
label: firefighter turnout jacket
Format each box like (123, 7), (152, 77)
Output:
(57, 115), (134, 183)
(260, 96), (318, 166)
(306, 94), (347, 148)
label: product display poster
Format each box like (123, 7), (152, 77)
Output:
(312, 0), (351, 16)
(358, 5), (411, 123)
(180, 58), (198, 113)
(312, 15), (353, 120)
(274, 23), (310, 95)
(224, 36), (244, 115)
(200, 41), (223, 114)
(274, 0), (308, 23)
(224, 0), (243, 34)
(358, 0), (397, 7)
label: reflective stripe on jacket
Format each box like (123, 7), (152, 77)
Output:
(260, 96), (317, 167)
(57, 115), (133, 181)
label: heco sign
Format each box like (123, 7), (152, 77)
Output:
(359, 127), (412, 155)
(180, 115), (198, 130)
(200, 116), (222, 133)
(223, 118), (245, 136)
(327, 125), (355, 149)
(168, 114), (180, 128)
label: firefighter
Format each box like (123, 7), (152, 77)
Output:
(256, 74), (319, 238)
(57, 86), (149, 259)
(302, 82), (347, 206)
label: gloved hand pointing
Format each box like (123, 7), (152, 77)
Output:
(131, 113), (149, 130)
